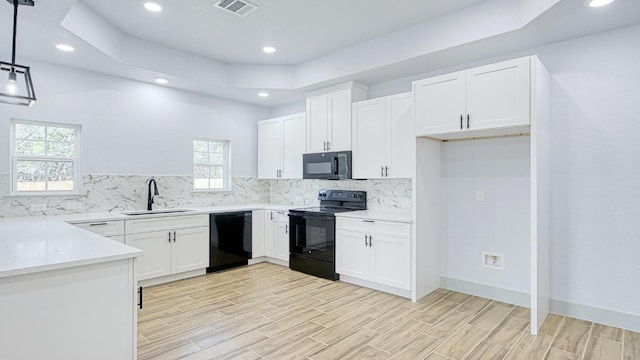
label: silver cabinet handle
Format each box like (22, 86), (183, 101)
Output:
(369, 235), (372, 247)
(89, 222), (108, 226)
(364, 234), (368, 246)
(385, 166), (389, 177)
(362, 219), (375, 223)
(285, 224), (288, 234)
(381, 166), (384, 177)
(460, 115), (463, 129)
(168, 232), (171, 243)
(467, 114), (470, 129)
(326, 141), (330, 150)
(173, 231), (176, 242)
(323, 141), (327, 151)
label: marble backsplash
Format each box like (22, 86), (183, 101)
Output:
(267, 178), (412, 211)
(0, 174), (269, 218)
(0, 174), (412, 218)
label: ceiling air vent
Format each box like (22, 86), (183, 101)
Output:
(215, 0), (258, 17)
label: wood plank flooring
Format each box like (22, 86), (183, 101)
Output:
(138, 263), (638, 360)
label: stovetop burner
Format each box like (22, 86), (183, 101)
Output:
(289, 189), (367, 215)
(289, 206), (356, 215)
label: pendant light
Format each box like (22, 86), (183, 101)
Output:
(0, 0), (36, 107)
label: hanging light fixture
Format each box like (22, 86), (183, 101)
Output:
(0, 0), (36, 107)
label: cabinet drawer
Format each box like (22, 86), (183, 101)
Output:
(125, 214), (209, 234)
(73, 220), (125, 237)
(269, 210), (289, 223)
(337, 217), (410, 238)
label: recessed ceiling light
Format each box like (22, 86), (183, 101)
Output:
(154, 78), (169, 84)
(258, 92), (269, 97)
(585, 0), (614, 7)
(55, 44), (75, 52)
(144, 2), (162, 12)
(262, 46), (276, 54)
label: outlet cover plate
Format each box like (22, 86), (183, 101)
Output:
(481, 251), (505, 270)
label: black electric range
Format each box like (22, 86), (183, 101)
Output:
(288, 189), (366, 280)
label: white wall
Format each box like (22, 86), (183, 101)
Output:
(540, 26), (640, 317)
(0, 61), (269, 176)
(441, 137), (531, 295)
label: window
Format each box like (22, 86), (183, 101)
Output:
(10, 119), (81, 194)
(193, 138), (231, 191)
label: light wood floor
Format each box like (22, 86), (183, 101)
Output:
(138, 263), (639, 360)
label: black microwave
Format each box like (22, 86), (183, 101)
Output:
(302, 151), (352, 180)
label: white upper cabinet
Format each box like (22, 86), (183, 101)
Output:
(257, 118), (283, 180)
(353, 98), (387, 179)
(352, 92), (414, 179)
(258, 113), (306, 179)
(282, 114), (306, 178)
(306, 82), (368, 153)
(414, 56), (531, 140)
(413, 71), (466, 136)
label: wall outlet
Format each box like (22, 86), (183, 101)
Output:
(475, 190), (485, 202)
(30, 204), (47, 212)
(65, 202), (83, 210)
(481, 251), (505, 270)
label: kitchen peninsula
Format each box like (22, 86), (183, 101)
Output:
(0, 218), (142, 360)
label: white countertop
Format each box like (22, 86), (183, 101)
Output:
(335, 210), (413, 223)
(62, 203), (295, 223)
(0, 203), (298, 278)
(0, 219), (143, 278)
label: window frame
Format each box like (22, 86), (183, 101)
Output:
(192, 138), (232, 192)
(9, 119), (83, 196)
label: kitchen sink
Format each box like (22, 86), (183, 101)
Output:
(122, 209), (194, 216)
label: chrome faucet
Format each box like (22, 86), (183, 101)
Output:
(147, 178), (159, 211)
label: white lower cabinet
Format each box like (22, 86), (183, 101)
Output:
(264, 210), (290, 263)
(336, 217), (411, 291)
(125, 215), (208, 282)
(251, 210), (266, 258)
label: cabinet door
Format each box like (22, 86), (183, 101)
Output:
(126, 230), (172, 281)
(264, 212), (275, 257)
(413, 71), (466, 136)
(327, 89), (352, 151)
(281, 113), (306, 179)
(306, 94), (328, 153)
(251, 210), (265, 258)
(273, 221), (290, 262)
(258, 119), (283, 179)
(466, 57), (530, 130)
(388, 93), (414, 178)
(336, 230), (370, 281)
(370, 234), (411, 290)
(172, 227), (209, 274)
(352, 98), (387, 179)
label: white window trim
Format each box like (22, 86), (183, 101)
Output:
(9, 119), (83, 196)
(193, 138), (232, 192)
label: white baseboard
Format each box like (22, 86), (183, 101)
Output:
(550, 299), (640, 332)
(340, 275), (411, 299)
(440, 277), (530, 307)
(139, 269), (206, 287)
(440, 276), (640, 332)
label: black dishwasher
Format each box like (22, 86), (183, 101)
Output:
(207, 211), (252, 273)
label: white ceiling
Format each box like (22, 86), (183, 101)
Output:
(0, 0), (639, 107)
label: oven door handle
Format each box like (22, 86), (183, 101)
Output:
(288, 213), (336, 221)
(332, 157), (339, 175)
